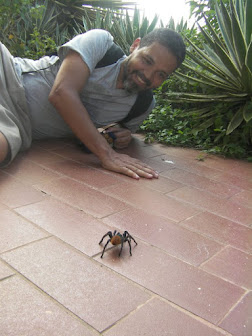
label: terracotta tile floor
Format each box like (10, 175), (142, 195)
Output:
(1, 134), (252, 336)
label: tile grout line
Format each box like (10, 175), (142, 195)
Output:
(11, 206), (56, 235)
(159, 151), (251, 181)
(160, 172), (243, 201)
(178, 217), (252, 256)
(0, 235), (53, 256)
(30, 162), (128, 192)
(100, 291), (233, 335)
(157, 295), (233, 336)
(197, 245), (251, 291)
(1, 238), (165, 334)
(165, 193), (252, 228)
(2, 216), (249, 327)
(165, 187), (231, 203)
(2, 140), (251, 335)
(6, 207), (252, 293)
(99, 187), (203, 224)
(0, 268), (100, 334)
(14, 190), (129, 221)
(0, 259), (235, 336)
(8, 206), (249, 287)
(5, 234), (158, 299)
(0, 190), (50, 210)
(216, 289), (250, 326)
(91, 238), (248, 312)
(100, 296), (155, 334)
(198, 245), (228, 269)
(0, 273), (16, 283)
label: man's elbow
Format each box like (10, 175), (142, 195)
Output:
(49, 85), (74, 109)
(48, 86), (63, 107)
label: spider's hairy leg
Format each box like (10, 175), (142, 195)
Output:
(126, 238), (132, 256)
(100, 238), (112, 258)
(99, 231), (112, 245)
(118, 240), (124, 256)
(128, 234), (138, 246)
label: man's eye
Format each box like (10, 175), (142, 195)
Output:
(158, 72), (166, 80)
(142, 57), (151, 65)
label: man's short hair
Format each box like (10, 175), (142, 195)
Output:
(139, 28), (186, 68)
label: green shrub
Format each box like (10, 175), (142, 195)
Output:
(165, 0), (252, 148)
(140, 0), (252, 160)
(140, 80), (252, 159)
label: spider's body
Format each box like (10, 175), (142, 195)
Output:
(99, 230), (137, 258)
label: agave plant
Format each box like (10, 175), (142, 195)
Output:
(188, 0), (230, 26)
(110, 9), (159, 53)
(161, 16), (188, 33)
(39, 0), (138, 37)
(167, 0), (252, 140)
(0, 0), (139, 56)
(71, 7), (160, 54)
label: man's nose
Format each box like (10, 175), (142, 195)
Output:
(143, 68), (154, 81)
(141, 70), (154, 87)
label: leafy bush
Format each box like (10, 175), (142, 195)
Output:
(0, 0), (59, 58)
(141, 82), (251, 159)
(0, 0), (161, 57)
(173, 1), (251, 133)
(144, 0), (252, 159)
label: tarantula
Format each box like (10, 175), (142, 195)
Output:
(99, 230), (137, 258)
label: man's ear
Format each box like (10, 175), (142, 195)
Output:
(129, 37), (141, 53)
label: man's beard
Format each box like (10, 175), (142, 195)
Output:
(122, 59), (151, 94)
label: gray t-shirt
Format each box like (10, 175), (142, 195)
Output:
(14, 29), (154, 139)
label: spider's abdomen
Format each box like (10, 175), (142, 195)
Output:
(111, 235), (122, 245)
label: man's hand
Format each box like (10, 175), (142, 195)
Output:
(105, 125), (132, 149)
(100, 150), (159, 180)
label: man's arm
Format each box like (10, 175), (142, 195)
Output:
(0, 132), (9, 165)
(49, 51), (158, 179)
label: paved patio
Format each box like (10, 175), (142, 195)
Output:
(0, 134), (251, 336)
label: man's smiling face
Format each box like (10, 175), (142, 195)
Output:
(121, 40), (178, 94)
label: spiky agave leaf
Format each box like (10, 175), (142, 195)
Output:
(167, 0), (252, 134)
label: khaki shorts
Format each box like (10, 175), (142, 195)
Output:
(0, 43), (32, 166)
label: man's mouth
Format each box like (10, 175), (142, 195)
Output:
(134, 72), (151, 88)
(122, 62), (152, 93)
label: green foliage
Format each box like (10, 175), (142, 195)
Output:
(0, 0), (162, 57)
(108, 10), (160, 54)
(141, 14), (251, 160)
(162, 0), (252, 157)
(189, 0), (230, 24)
(23, 26), (57, 59)
(140, 83), (252, 159)
(0, 0), (62, 58)
(70, 7), (160, 54)
(0, 0), (140, 58)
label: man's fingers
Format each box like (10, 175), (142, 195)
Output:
(107, 127), (131, 140)
(114, 136), (131, 149)
(105, 126), (132, 149)
(126, 163), (159, 179)
(114, 165), (153, 180)
(119, 166), (140, 180)
(102, 161), (140, 179)
(106, 126), (129, 135)
(101, 152), (159, 179)
(128, 158), (159, 176)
